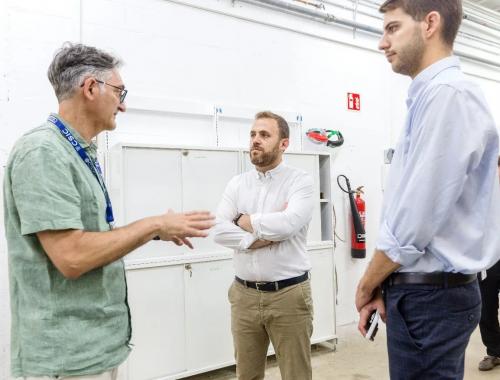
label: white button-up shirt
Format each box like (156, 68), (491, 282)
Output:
(214, 162), (313, 281)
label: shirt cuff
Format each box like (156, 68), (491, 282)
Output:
(239, 232), (258, 251)
(250, 213), (263, 239)
(376, 221), (425, 267)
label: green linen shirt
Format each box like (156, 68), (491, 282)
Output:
(3, 115), (131, 377)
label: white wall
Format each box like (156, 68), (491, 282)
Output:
(1, 0), (499, 378)
(81, 0), (401, 327)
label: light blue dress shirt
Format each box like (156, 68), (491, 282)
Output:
(377, 56), (500, 274)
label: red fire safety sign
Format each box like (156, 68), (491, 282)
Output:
(347, 93), (361, 111)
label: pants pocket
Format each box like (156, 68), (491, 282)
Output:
(228, 281), (235, 304)
(392, 293), (424, 351)
(299, 281), (314, 317)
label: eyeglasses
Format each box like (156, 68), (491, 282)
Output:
(95, 79), (128, 103)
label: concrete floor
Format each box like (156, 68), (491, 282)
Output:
(185, 323), (499, 380)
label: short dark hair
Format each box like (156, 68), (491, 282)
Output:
(498, 155), (500, 167)
(255, 111), (289, 139)
(379, 0), (462, 47)
(48, 42), (122, 102)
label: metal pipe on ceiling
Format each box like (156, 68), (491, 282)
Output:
(456, 38), (500, 56)
(458, 30), (500, 50)
(464, 1), (500, 23)
(238, 0), (500, 69)
(319, 0), (382, 20)
(241, 0), (383, 34)
(323, 0), (500, 35)
(463, 13), (500, 33)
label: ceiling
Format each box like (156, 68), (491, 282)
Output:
(468, 0), (500, 12)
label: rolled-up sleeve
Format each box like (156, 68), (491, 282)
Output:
(250, 173), (313, 241)
(377, 85), (484, 267)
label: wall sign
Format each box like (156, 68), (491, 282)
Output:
(347, 93), (361, 111)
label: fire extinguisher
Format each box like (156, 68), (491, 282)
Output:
(337, 175), (366, 258)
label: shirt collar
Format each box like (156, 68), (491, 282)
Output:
(254, 161), (286, 180)
(50, 113), (96, 150)
(407, 56), (460, 108)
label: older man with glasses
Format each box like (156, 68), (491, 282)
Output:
(3, 42), (214, 379)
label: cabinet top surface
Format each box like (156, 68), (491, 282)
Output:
(113, 142), (332, 157)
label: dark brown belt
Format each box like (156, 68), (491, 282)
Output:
(235, 272), (309, 292)
(386, 272), (477, 288)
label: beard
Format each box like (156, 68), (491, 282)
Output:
(250, 143), (281, 167)
(392, 27), (425, 77)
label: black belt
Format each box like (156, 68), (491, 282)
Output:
(386, 272), (477, 288)
(235, 272), (309, 292)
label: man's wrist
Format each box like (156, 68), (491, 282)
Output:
(358, 276), (377, 296)
(149, 216), (163, 241)
(248, 239), (273, 249)
(237, 214), (254, 233)
(232, 213), (244, 227)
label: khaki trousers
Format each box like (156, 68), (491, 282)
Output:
(228, 279), (314, 380)
(19, 363), (127, 380)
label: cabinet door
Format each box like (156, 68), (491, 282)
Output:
(122, 147), (184, 260)
(242, 151), (252, 173)
(310, 248), (336, 341)
(181, 150), (239, 253)
(185, 260), (235, 370)
(126, 266), (186, 379)
(284, 154), (322, 243)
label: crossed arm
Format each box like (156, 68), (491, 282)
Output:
(213, 175), (313, 251)
(233, 214), (273, 249)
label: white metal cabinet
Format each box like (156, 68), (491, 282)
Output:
(310, 247), (336, 342)
(111, 146), (240, 260)
(107, 144), (336, 379)
(126, 265), (187, 379)
(120, 147), (184, 260)
(127, 260), (235, 380)
(181, 149), (239, 253)
(184, 259), (234, 372)
(284, 153), (322, 243)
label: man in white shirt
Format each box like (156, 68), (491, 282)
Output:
(214, 111), (314, 380)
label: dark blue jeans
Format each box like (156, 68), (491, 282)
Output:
(385, 280), (481, 380)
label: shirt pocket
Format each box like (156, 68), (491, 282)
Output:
(78, 176), (107, 231)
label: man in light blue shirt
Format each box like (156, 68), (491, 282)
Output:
(355, 1), (500, 379)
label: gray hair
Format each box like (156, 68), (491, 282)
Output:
(47, 42), (122, 102)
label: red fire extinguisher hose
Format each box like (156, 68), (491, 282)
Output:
(337, 175), (366, 258)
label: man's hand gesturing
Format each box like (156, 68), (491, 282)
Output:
(156, 210), (215, 248)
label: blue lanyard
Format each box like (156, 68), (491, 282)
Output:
(48, 115), (114, 225)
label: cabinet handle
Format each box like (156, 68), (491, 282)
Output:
(185, 263), (192, 277)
